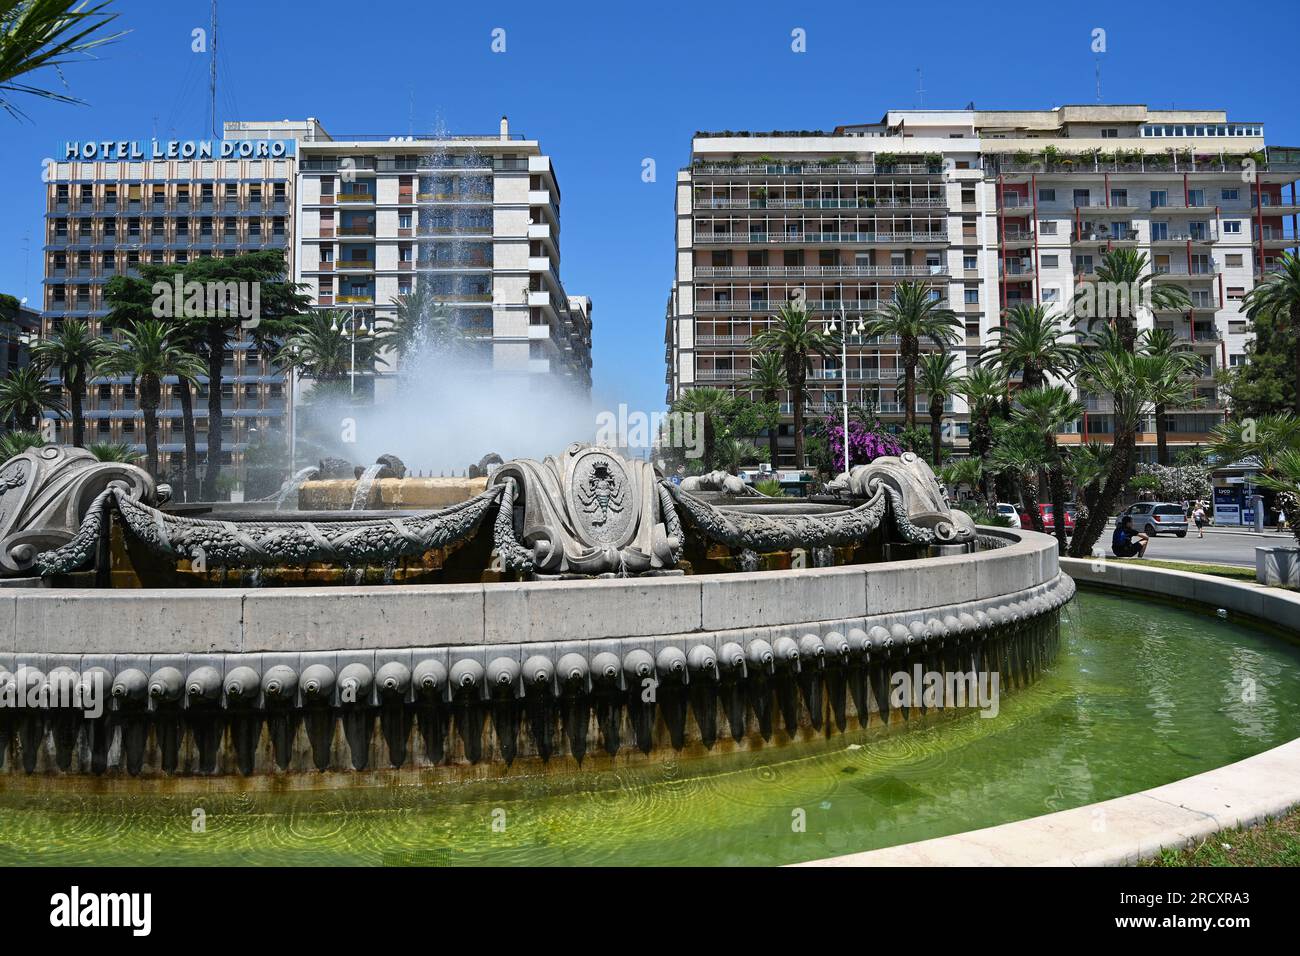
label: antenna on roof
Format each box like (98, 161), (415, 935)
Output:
(209, 0), (218, 137)
(915, 67), (926, 108)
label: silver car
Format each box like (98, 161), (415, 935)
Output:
(1119, 502), (1189, 538)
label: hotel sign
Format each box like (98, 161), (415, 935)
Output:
(62, 139), (296, 161)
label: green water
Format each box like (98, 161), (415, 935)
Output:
(2, 588), (1299, 866)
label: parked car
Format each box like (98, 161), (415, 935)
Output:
(1119, 502), (1188, 537)
(995, 502), (1019, 525)
(1019, 503), (1075, 534)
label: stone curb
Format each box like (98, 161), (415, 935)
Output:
(795, 558), (1300, 867)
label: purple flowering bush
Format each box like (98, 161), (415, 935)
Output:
(824, 414), (902, 473)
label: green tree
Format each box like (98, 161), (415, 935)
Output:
(1072, 248), (1190, 351)
(1011, 385), (1084, 554)
(275, 310), (386, 385)
(29, 317), (108, 446)
(1143, 328), (1202, 466)
(670, 386), (729, 471)
(88, 440), (138, 462)
(94, 320), (205, 479)
(989, 420), (1048, 533)
(169, 250), (311, 498)
(1218, 306), (1296, 417)
(742, 349), (787, 469)
(1067, 330), (1171, 556)
(0, 365), (64, 431)
(1240, 251), (1300, 415)
(1210, 413), (1300, 545)
(864, 281), (960, 427)
(0, 429), (45, 459)
(983, 303), (1080, 389)
(385, 278), (463, 361)
(915, 350), (962, 467)
(0, 0), (125, 119)
(750, 304), (836, 467)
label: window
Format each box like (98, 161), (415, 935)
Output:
(1222, 188), (1239, 201)
(1223, 221), (1241, 234)
(1101, 128), (1119, 138)
(964, 288), (979, 304)
(1187, 189), (1205, 207)
(963, 255), (977, 270)
(1041, 254), (1058, 268)
(1229, 353), (1247, 367)
(1150, 190), (1168, 208)
(1226, 254), (1243, 267)
(1038, 188), (1055, 202)
(1039, 221), (1057, 236)
(1042, 287), (1059, 303)
(1110, 189), (1128, 206)
(398, 213), (412, 229)
(1073, 189), (1090, 208)
(1150, 222), (1168, 241)
(1228, 286), (1245, 301)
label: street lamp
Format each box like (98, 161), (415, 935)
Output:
(825, 304), (866, 474)
(331, 307), (371, 396)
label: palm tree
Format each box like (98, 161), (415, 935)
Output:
(1011, 386), (1084, 554)
(1066, 331), (1171, 556)
(671, 386), (730, 471)
(0, 365), (65, 432)
(275, 310), (387, 385)
(94, 321), (205, 478)
(384, 280), (463, 361)
(940, 456), (985, 508)
(983, 303), (1081, 390)
(0, 0), (125, 119)
(715, 436), (759, 476)
(864, 282), (961, 427)
(750, 304), (836, 467)
(960, 363), (1009, 500)
(0, 429), (45, 460)
(29, 318), (108, 447)
(1143, 328), (1202, 465)
(989, 421), (1048, 533)
(1073, 248), (1190, 351)
(89, 440), (138, 462)
(1241, 251), (1300, 415)
(742, 349), (787, 469)
(104, 267), (206, 500)
(914, 350), (962, 467)
(1210, 413), (1300, 544)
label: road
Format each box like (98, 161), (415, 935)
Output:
(1091, 525), (1291, 567)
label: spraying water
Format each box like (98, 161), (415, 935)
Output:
(350, 463), (385, 511)
(273, 466), (321, 511)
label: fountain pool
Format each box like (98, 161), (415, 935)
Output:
(2, 589), (1297, 866)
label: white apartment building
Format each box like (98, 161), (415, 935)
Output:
(294, 117), (592, 399)
(667, 105), (1300, 466)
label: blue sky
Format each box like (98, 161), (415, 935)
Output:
(2, 0), (1296, 418)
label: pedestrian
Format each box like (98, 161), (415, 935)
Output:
(1192, 502), (1207, 539)
(1111, 515), (1150, 559)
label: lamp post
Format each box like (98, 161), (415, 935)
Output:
(825, 304), (866, 474)
(331, 306), (371, 396)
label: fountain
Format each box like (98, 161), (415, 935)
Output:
(0, 440), (1078, 781)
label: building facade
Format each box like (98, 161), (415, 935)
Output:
(39, 120), (325, 475)
(666, 105), (1300, 467)
(293, 116), (592, 397)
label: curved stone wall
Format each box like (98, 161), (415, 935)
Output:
(0, 528), (1070, 780)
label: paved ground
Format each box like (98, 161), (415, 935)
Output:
(1097, 524), (1293, 567)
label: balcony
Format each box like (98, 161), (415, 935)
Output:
(695, 230), (948, 245)
(693, 162), (880, 177)
(335, 294), (374, 305)
(1152, 264), (1219, 279)
(336, 192), (375, 203)
(1072, 226), (1140, 243)
(694, 264), (946, 278)
(337, 225), (375, 237)
(337, 260), (375, 271)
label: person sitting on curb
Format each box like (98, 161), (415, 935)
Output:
(1111, 515), (1149, 558)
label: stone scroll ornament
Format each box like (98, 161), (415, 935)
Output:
(826, 452), (978, 547)
(0, 446), (157, 577)
(491, 444), (683, 576)
(35, 481), (504, 576)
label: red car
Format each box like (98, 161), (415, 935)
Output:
(1019, 504), (1075, 534)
